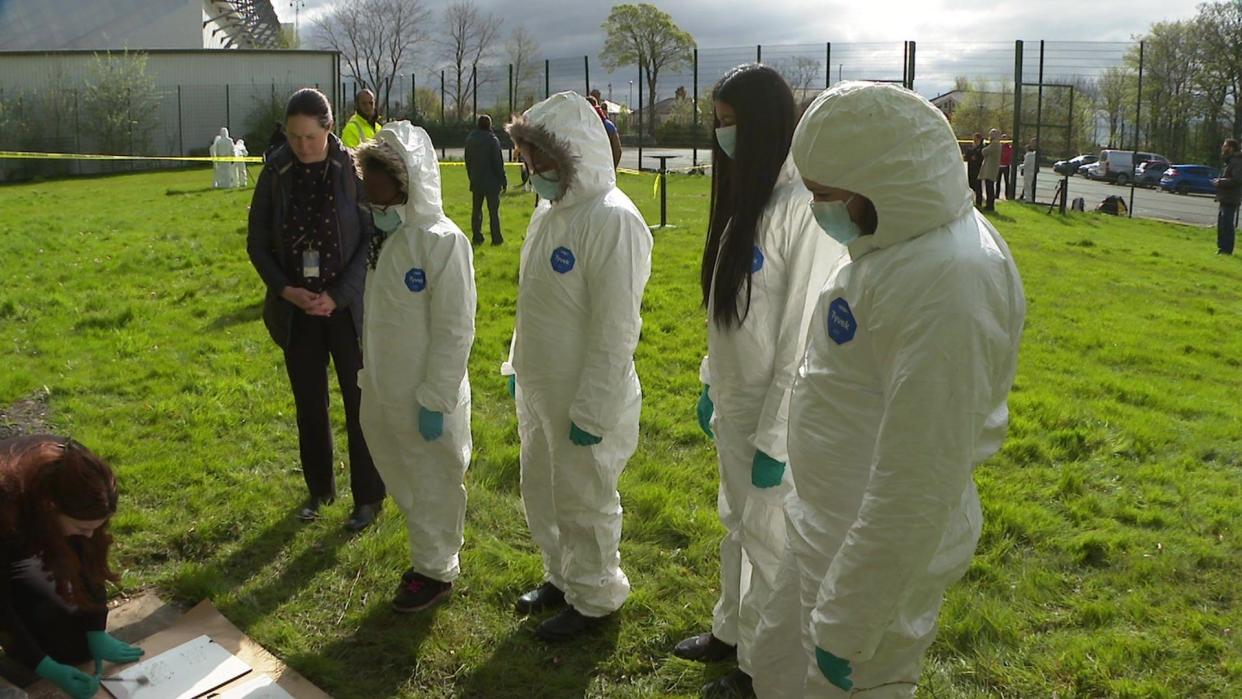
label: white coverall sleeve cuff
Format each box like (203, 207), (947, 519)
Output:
(698, 355), (711, 385)
(500, 334), (516, 376)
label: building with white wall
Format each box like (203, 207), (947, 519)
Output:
(0, 0), (281, 51)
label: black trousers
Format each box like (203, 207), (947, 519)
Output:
(4, 556), (103, 672)
(970, 177), (983, 207)
(984, 178), (997, 209)
(1219, 203), (1239, 254)
(283, 308), (384, 505)
(471, 191), (502, 243)
(998, 167), (1010, 198)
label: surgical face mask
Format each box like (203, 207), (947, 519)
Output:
(531, 170), (561, 201)
(370, 205), (403, 233)
(810, 197), (863, 246)
(715, 125), (737, 159)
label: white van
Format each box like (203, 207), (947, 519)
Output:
(1097, 149), (1167, 185)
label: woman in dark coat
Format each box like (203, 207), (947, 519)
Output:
(247, 88), (385, 531)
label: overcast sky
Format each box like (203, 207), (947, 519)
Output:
(276, 0), (1202, 99)
(277, 0), (1200, 54)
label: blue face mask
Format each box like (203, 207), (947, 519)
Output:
(715, 125), (737, 159)
(370, 205), (403, 233)
(531, 170), (561, 201)
(810, 197), (863, 246)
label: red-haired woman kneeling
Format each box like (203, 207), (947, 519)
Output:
(0, 436), (143, 698)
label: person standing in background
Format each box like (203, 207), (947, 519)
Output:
(1211, 138), (1240, 255)
(464, 115), (508, 246)
(964, 132), (983, 208)
(981, 128), (1002, 211)
(342, 89), (381, 149)
(999, 132), (1013, 199)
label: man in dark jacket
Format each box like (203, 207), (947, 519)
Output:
(964, 132), (984, 208)
(1213, 138), (1241, 255)
(464, 114), (508, 245)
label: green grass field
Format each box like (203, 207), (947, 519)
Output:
(1, 164), (1240, 698)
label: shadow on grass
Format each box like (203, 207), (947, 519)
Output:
(454, 615), (621, 698)
(206, 300), (263, 331)
(286, 601), (442, 698)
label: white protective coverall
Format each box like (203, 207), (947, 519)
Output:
(211, 128), (237, 188)
(750, 82), (1026, 697)
(233, 138), (249, 188)
(700, 156), (844, 672)
(502, 92), (653, 618)
(358, 121), (477, 583)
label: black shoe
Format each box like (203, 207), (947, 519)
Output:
(701, 669), (754, 698)
(344, 502), (381, 532)
(472, 235), (485, 246)
(392, 571), (452, 613)
(1217, 250), (1233, 255)
(490, 237), (504, 246)
(534, 607), (606, 642)
(515, 581), (566, 614)
(673, 632), (737, 663)
(297, 495), (335, 521)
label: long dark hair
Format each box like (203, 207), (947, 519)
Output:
(701, 65), (797, 328)
(0, 435), (119, 609)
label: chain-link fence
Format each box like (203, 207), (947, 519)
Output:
(0, 81), (326, 180)
(2, 40), (1234, 226)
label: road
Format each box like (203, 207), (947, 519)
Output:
(441, 146), (1220, 228)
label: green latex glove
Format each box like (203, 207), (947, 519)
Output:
(87, 630), (144, 665)
(507, 374), (516, 399)
(418, 406), (444, 442)
(35, 656), (99, 699)
(569, 422), (602, 446)
(696, 384), (714, 438)
(815, 647), (853, 691)
(751, 450), (786, 488)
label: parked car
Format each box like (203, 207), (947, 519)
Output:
(1082, 162), (1104, 179)
(1097, 149), (1168, 185)
(1054, 154), (1097, 176)
(1134, 159), (1171, 188)
(1159, 165), (1220, 195)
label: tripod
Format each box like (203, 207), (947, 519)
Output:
(1047, 176), (1068, 215)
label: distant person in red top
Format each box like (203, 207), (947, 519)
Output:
(999, 133), (1013, 199)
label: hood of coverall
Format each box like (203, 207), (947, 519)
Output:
(218, 127), (229, 139)
(506, 91), (616, 205)
(792, 81), (973, 258)
(372, 120), (444, 228)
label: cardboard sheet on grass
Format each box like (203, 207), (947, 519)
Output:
(24, 599), (330, 699)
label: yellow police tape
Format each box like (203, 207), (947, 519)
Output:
(0, 151), (691, 198)
(0, 150), (263, 163)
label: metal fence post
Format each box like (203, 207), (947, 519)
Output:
(545, 59), (550, 99)
(1033, 40), (1045, 199)
(826, 43), (831, 88)
(902, 42), (909, 88)
(471, 63), (478, 122)
(756, 44), (762, 63)
(638, 61), (644, 171)
(1011, 40), (1023, 200)
(225, 83), (231, 133)
(907, 41), (917, 90)
(411, 72), (417, 121)
(692, 48), (699, 167)
(1130, 40), (1144, 218)
(440, 70), (446, 160)
(176, 85), (183, 156)
(508, 63), (514, 160)
(584, 55), (590, 96)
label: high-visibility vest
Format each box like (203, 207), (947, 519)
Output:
(341, 113), (379, 148)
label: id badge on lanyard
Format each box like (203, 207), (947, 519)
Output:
(303, 248), (321, 279)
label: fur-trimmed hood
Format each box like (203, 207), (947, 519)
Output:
(506, 91), (615, 205)
(370, 121), (444, 228)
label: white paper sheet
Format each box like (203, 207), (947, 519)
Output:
(102, 634), (251, 699)
(209, 676), (296, 699)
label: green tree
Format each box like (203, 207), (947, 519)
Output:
(83, 50), (160, 156)
(600, 3), (695, 137)
(1194, 1), (1242, 147)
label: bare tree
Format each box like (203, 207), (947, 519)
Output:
(440, 0), (501, 121)
(313, 0), (430, 115)
(1097, 66), (1134, 148)
(774, 56), (823, 101)
(506, 25), (541, 111)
